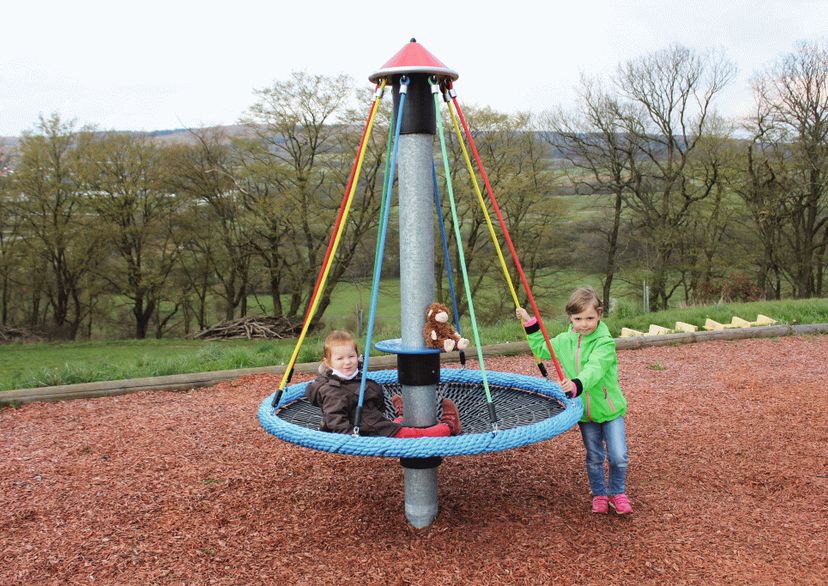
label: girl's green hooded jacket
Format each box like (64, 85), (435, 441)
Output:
(525, 320), (626, 423)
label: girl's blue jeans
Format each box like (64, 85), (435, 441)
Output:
(578, 417), (628, 496)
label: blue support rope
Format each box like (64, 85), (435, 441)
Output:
(353, 76), (409, 434)
(432, 161), (466, 367)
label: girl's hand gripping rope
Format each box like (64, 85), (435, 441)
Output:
(516, 306), (581, 398)
(560, 378), (581, 399)
(515, 307), (532, 323)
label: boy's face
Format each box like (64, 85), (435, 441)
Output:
(326, 342), (358, 376)
(569, 307), (602, 336)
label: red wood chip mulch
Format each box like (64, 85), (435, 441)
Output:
(2, 335), (826, 585)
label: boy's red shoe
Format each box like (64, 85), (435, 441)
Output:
(440, 399), (462, 435)
(609, 494), (633, 515)
(391, 394), (404, 418)
(591, 496), (609, 514)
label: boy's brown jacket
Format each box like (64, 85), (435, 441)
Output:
(305, 364), (401, 437)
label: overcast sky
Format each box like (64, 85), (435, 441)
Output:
(1, 0), (826, 136)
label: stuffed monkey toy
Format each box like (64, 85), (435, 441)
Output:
(423, 302), (469, 352)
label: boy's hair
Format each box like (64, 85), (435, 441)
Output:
(323, 330), (358, 361)
(565, 286), (603, 316)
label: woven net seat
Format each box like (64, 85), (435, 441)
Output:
(258, 368), (583, 458)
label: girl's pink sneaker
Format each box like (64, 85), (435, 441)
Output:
(591, 496), (609, 514)
(609, 494), (633, 514)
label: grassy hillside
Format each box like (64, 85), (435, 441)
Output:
(2, 297), (826, 392)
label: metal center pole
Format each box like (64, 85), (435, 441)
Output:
(394, 73), (440, 528)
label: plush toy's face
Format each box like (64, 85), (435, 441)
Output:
(427, 303), (450, 323)
(423, 302), (469, 351)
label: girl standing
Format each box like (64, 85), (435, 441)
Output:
(517, 286), (632, 514)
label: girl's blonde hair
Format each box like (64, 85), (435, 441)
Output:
(323, 330), (358, 361)
(565, 286), (603, 316)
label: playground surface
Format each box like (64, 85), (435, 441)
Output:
(2, 335), (826, 585)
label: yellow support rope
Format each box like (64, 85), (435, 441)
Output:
(445, 99), (548, 376)
(276, 80), (386, 394)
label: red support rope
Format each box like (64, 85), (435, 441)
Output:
(301, 85), (382, 336)
(447, 82), (565, 381)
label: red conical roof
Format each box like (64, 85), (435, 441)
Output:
(368, 38), (459, 83)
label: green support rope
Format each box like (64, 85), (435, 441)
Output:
(442, 88), (548, 380)
(431, 77), (498, 431)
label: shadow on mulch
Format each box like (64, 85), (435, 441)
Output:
(1, 335), (826, 585)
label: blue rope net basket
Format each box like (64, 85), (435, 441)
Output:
(258, 369), (583, 458)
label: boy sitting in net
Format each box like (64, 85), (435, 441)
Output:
(305, 330), (461, 437)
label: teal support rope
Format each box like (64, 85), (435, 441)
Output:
(431, 77), (498, 430)
(353, 76), (409, 434)
(431, 161), (466, 367)
(374, 103), (395, 264)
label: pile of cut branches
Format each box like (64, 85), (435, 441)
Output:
(192, 315), (303, 340)
(0, 326), (43, 344)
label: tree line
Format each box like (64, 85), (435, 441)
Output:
(545, 42), (827, 310)
(0, 42), (825, 340)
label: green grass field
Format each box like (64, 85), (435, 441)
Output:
(267, 268), (642, 332)
(2, 297), (826, 392)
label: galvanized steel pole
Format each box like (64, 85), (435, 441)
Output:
(370, 39), (460, 528)
(394, 73), (439, 528)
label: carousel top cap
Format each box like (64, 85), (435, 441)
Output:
(368, 38), (459, 83)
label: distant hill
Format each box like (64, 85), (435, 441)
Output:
(1, 126), (636, 171)
(0, 124), (253, 150)
(141, 124), (254, 144)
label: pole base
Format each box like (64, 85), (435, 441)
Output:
(403, 466), (439, 528)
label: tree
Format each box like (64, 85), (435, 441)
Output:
(167, 128), (251, 321)
(541, 77), (636, 311)
(240, 72), (384, 325)
(79, 133), (182, 338)
(231, 136), (292, 317)
(676, 120), (743, 302)
(730, 110), (789, 299)
(750, 41), (828, 297)
(172, 209), (215, 332)
(0, 148), (24, 325)
(13, 115), (103, 338)
(437, 106), (564, 321)
(615, 45), (735, 309)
